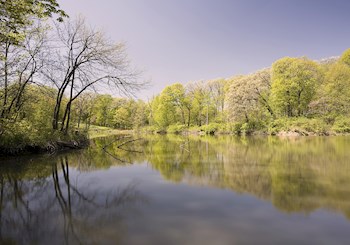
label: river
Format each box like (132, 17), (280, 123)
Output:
(0, 135), (350, 244)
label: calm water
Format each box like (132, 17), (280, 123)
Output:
(1, 135), (350, 245)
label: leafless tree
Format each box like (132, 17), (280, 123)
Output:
(42, 17), (144, 133)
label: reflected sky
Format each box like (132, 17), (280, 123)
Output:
(1, 135), (350, 244)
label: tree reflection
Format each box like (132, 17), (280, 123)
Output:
(0, 155), (146, 244)
(136, 135), (350, 218)
(1, 135), (350, 244)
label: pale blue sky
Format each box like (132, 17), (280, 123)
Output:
(59, 0), (350, 99)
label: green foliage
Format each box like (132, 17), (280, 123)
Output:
(270, 57), (320, 117)
(87, 125), (123, 139)
(331, 116), (350, 133)
(140, 125), (161, 134)
(268, 117), (329, 135)
(240, 120), (266, 135)
(92, 95), (114, 127)
(200, 123), (221, 135)
(225, 122), (243, 134)
(0, 120), (33, 148)
(151, 84), (188, 128)
(167, 124), (187, 134)
(0, 0), (67, 44)
(340, 48), (350, 66)
(144, 51), (350, 136)
(311, 63), (350, 116)
(0, 118), (87, 154)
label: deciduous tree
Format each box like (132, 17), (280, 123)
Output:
(42, 17), (143, 133)
(270, 57), (320, 117)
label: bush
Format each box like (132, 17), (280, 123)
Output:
(0, 120), (33, 149)
(200, 123), (220, 135)
(188, 125), (201, 133)
(224, 122), (243, 134)
(167, 124), (187, 134)
(240, 120), (266, 135)
(268, 117), (329, 135)
(0, 119), (88, 155)
(332, 116), (350, 133)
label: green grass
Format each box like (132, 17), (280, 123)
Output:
(87, 125), (131, 139)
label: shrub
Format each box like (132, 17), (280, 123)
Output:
(268, 117), (329, 135)
(240, 120), (266, 135)
(332, 116), (350, 133)
(0, 120), (32, 149)
(0, 119), (89, 155)
(167, 124), (187, 134)
(200, 123), (220, 135)
(226, 122), (243, 135)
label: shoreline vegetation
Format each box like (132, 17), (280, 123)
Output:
(2, 47), (350, 157)
(1, 120), (349, 156)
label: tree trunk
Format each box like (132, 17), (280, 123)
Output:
(297, 89), (303, 116)
(187, 108), (191, 127)
(206, 104), (209, 125)
(1, 43), (10, 119)
(52, 92), (62, 130)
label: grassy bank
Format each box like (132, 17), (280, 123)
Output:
(87, 125), (132, 139)
(141, 116), (350, 136)
(0, 122), (136, 156)
(2, 117), (350, 156)
(0, 121), (89, 156)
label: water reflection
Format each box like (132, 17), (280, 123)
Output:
(0, 154), (145, 244)
(154, 136), (350, 217)
(99, 135), (350, 217)
(0, 135), (350, 244)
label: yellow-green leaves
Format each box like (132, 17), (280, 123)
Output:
(0, 0), (66, 45)
(340, 48), (350, 66)
(316, 63), (350, 116)
(270, 57), (320, 117)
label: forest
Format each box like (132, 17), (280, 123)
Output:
(1, 0), (350, 154)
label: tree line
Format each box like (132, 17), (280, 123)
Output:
(85, 49), (350, 135)
(146, 49), (350, 134)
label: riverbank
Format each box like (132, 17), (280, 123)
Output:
(0, 125), (132, 156)
(0, 134), (89, 156)
(88, 125), (132, 139)
(141, 117), (350, 136)
(1, 117), (349, 156)
(0, 124), (90, 156)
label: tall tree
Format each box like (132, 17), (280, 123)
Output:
(0, 0), (66, 136)
(226, 69), (273, 123)
(207, 78), (227, 122)
(0, 22), (47, 120)
(310, 62), (350, 117)
(270, 57), (320, 117)
(92, 95), (114, 127)
(186, 81), (211, 126)
(151, 85), (179, 128)
(42, 17), (143, 133)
